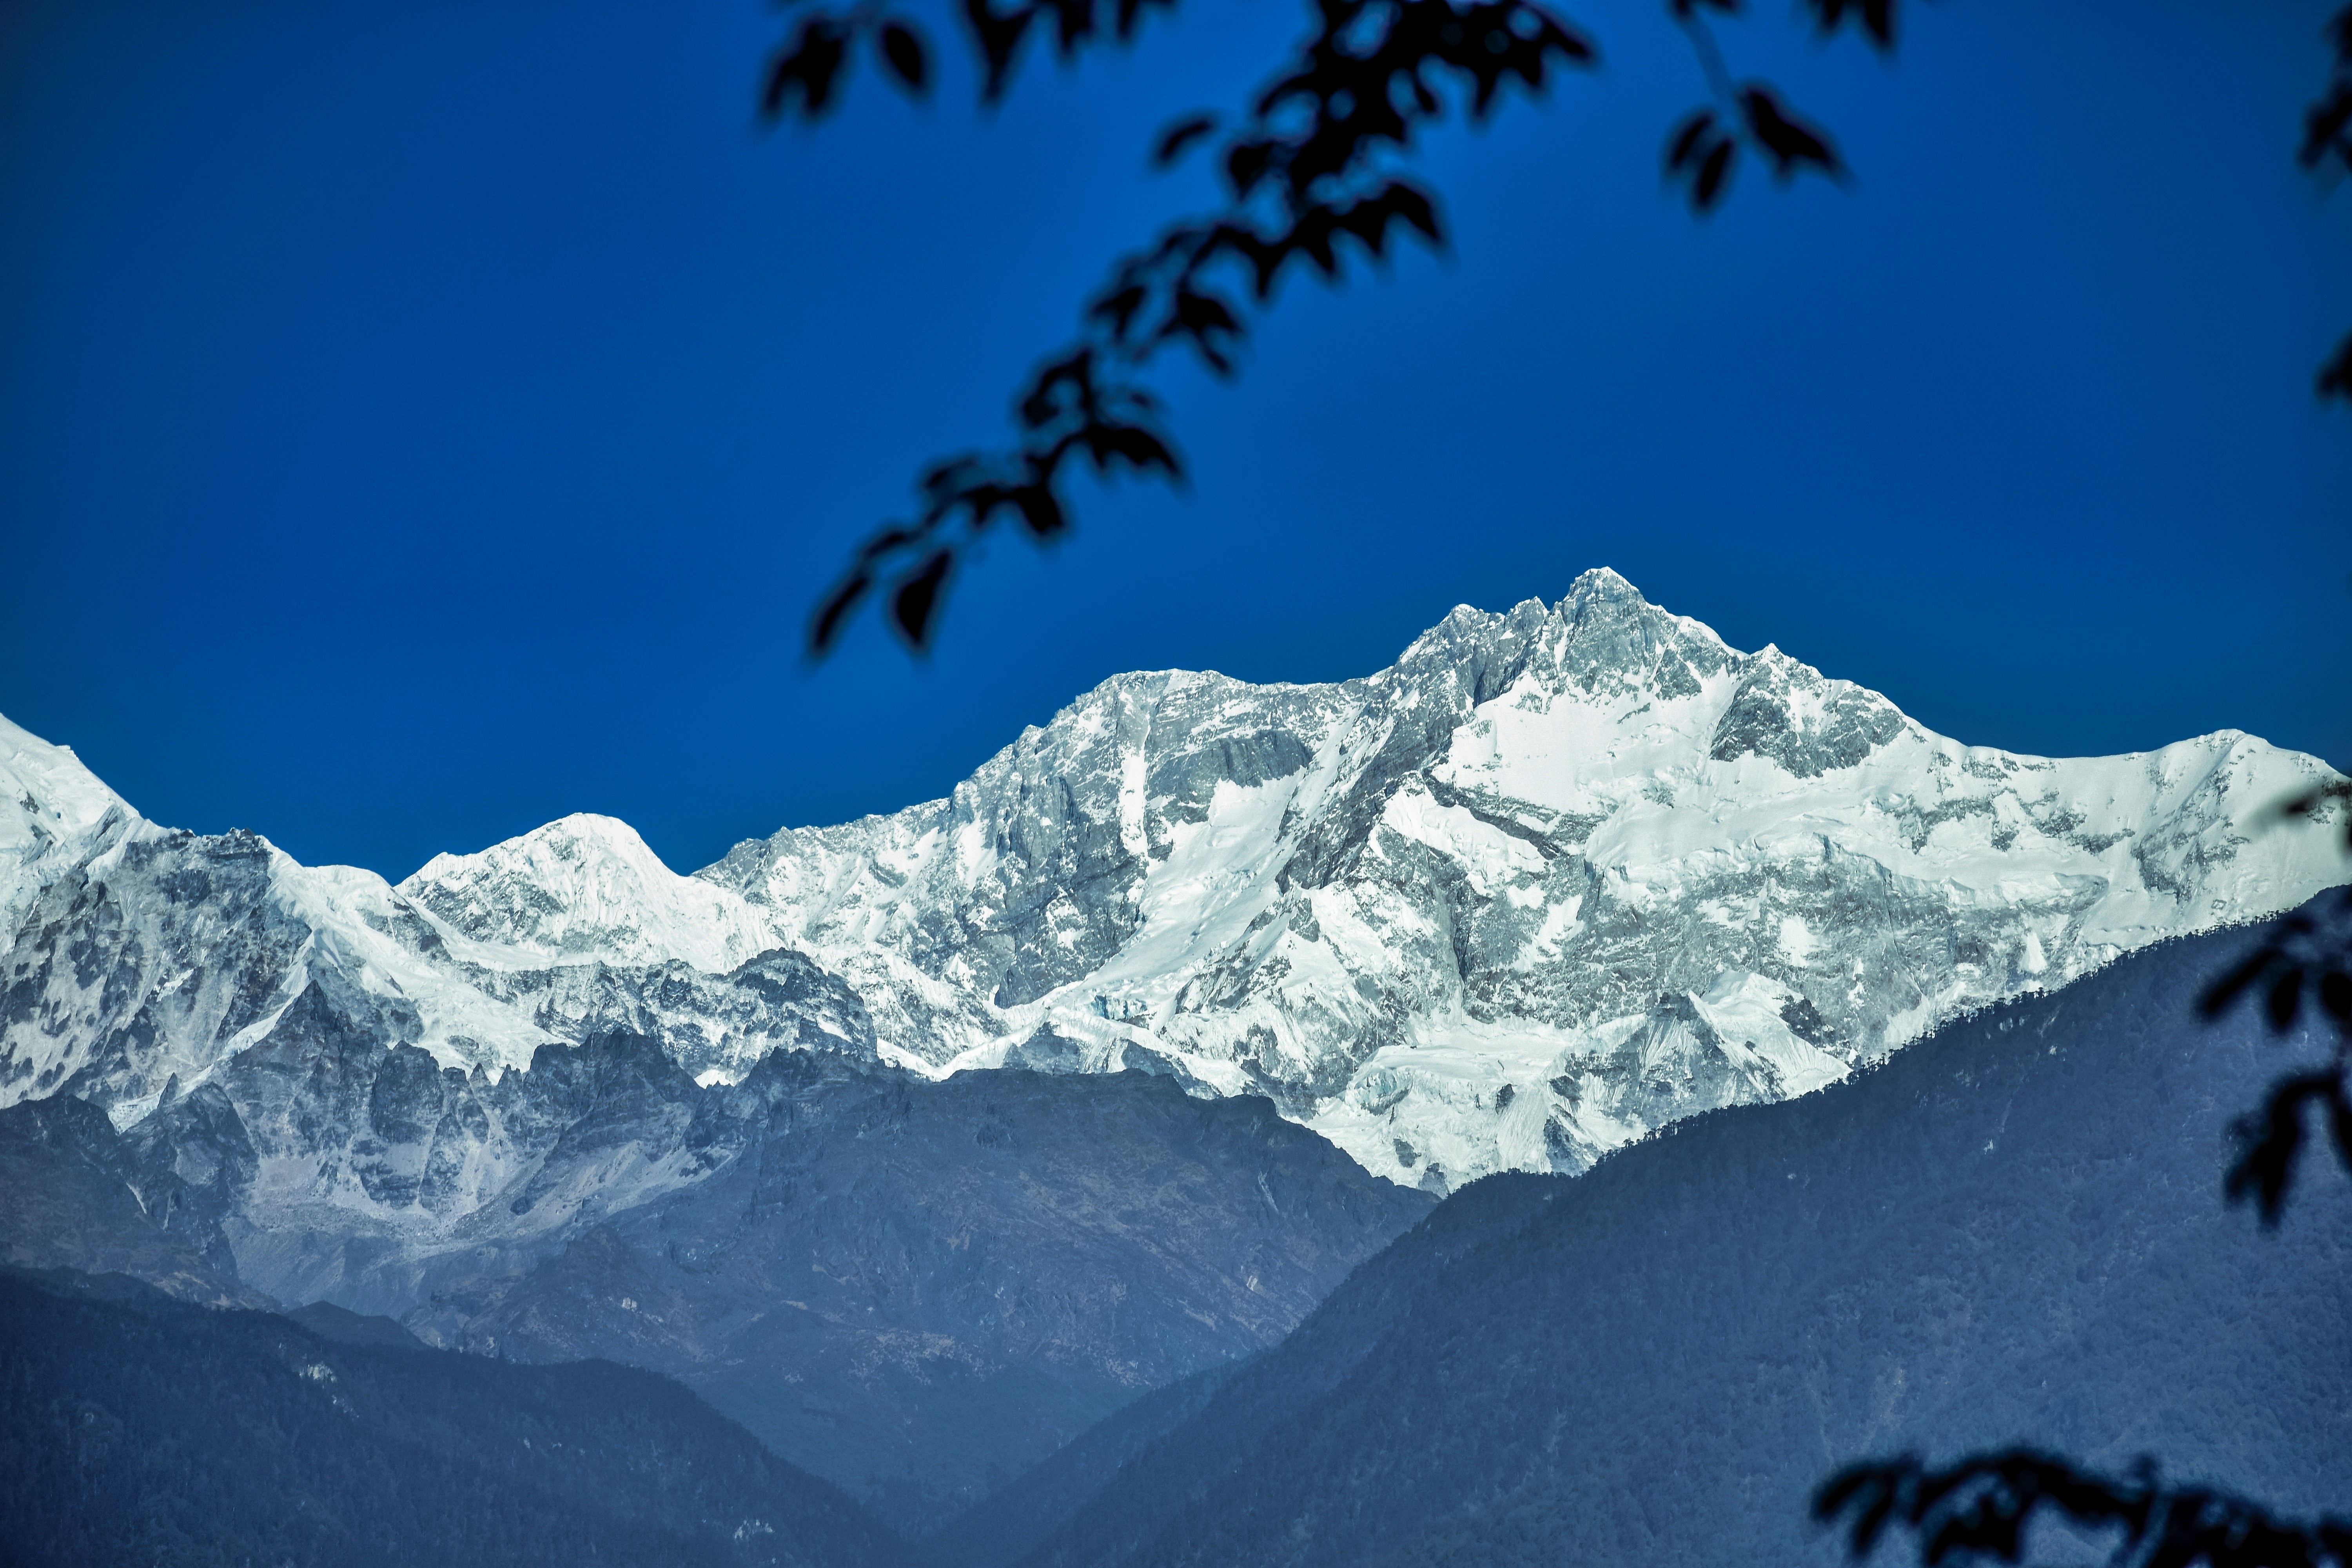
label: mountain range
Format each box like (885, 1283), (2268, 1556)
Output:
(7, 570), (2342, 1189)
(0, 1265), (900, 1567)
(3, 568), (2345, 1533)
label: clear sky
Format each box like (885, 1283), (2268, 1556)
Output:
(1, 0), (2345, 883)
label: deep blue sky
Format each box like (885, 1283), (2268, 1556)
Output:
(1, 0), (2345, 882)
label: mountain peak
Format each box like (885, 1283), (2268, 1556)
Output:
(399, 811), (771, 973)
(694, 573), (2345, 1190)
(0, 711), (135, 845)
(1, 711), (140, 941)
(1556, 564), (1643, 612)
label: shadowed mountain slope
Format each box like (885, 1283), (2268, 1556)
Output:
(1014, 907), (2352, 1568)
(0, 1020), (1432, 1532)
(414, 1048), (1432, 1529)
(909, 1358), (1250, 1568)
(0, 1267), (901, 1568)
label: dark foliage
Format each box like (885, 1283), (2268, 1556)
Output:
(1662, 1), (1846, 214)
(776, 0), (1882, 652)
(1817, 1450), (2352, 1568)
(2197, 799), (2352, 1228)
(0, 1267), (902, 1568)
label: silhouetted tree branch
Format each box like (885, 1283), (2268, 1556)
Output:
(777, 2), (2348, 652)
(2305, 7), (2352, 399)
(769, 0), (1876, 653)
(1817, 1451), (2352, 1568)
(2198, 796), (2352, 1224)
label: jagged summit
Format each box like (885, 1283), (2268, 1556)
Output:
(3, 573), (2347, 1189)
(400, 811), (771, 974)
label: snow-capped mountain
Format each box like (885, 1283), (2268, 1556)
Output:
(0, 717), (874, 1128)
(4, 570), (2345, 1191)
(692, 569), (2348, 1186)
(402, 814), (775, 976)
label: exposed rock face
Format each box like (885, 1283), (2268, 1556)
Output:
(0, 1090), (263, 1307)
(0, 714), (1432, 1528)
(401, 1044), (1430, 1530)
(402, 812), (777, 973)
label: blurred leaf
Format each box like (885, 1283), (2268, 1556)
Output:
(878, 20), (930, 93)
(1010, 483), (1068, 539)
(2268, 968), (2306, 1032)
(1088, 283), (1150, 338)
(1153, 113), (1219, 167)
(1079, 419), (1180, 475)
(1114, 0), (1173, 39)
(1166, 287), (1243, 374)
(1046, 0), (1096, 56)
(2321, 970), (2352, 1027)
(2225, 1069), (2342, 1226)
(1740, 85), (1842, 177)
(2200, 949), (2278, 1020)
(1808, 0), (1897, 50)
(1695, 137), (1736, 209)
(762, 16), (851, 120)
(2300, 80), (2352, 172)
(2319, 332), (2352, 403)
(1667, 108), (1718, 171)
(809, 570), (872, 654)
(964, 0), (1036, 100)
(889, 551), (954, 650)
(1381, 180), (1443, 244)
(1224, 138), (1276, 198)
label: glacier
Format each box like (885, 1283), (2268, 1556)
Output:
(5, 568), (2347, 1193)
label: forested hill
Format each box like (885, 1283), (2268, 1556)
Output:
(1013, 903), (2352, 1568)
(0, 1267), (903, 1568)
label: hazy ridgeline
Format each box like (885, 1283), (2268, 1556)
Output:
(0, 1038), (1430, 1532)
(0, 1268), (898, 1568)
